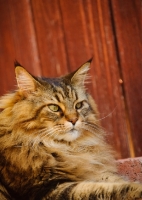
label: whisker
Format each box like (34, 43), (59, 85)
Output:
(96, 106), (117, 122)
(32, 127), (61, 145)
(41, 128), (60, 139)
(47, 129), (61, 139)
(83, 122), (104, 133)
(40, 124), (65, 140)
(30, 124), (72, 145)
(81, 122), (105, 138)
(32, 127), (49, 136)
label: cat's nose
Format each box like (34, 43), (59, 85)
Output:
(68, 117), (78, 125)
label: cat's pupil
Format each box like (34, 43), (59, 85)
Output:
(48, 104), (60, 112)
(75, 102), (83, 109)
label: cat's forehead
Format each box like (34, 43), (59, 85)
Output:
(41, 77), (86, 103)
(51, 84), (84, 102)
(53, 84), (78, 102)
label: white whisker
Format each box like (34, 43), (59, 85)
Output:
(41, 128), (60, 139)
(81, 122), (104, 138)
(96, 106), (117, 122)
(32, 126), (62, 145)
(84, 122), (104, 132)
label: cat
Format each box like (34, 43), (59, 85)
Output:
(0, 60), (141, 200)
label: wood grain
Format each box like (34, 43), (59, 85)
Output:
(31, 0), (69, 77)
(0, 0), (41, 95)
(111, 0), (142, 157)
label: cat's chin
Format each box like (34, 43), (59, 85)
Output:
(66, 129), (80, 141)
(58, 129), (80, 142)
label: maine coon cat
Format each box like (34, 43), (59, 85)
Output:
(0, 60), (141, 200)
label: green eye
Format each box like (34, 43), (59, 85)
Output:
(48, 104), (60, 112)
(75, 102), (83, 109)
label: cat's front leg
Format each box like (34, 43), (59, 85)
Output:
(44, 181), (142, 200)
(0, 184), (12, 200)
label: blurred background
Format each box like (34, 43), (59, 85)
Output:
(0, 0), (141, 159)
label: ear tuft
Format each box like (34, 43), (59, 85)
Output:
(14, 60), (22, 68)
(15, 66), (37, 94)
(70, 60), (91, 87)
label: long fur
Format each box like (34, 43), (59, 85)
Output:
(0, 62), (141, 200)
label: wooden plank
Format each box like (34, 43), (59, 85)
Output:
(0, 0), (41, 95)
(31, 0), (69, 77)
(111, 0), (142, 156)
(0, 0), (16, 95)
(59, 0), (92, 68)
(55, 0), (130, 158)
(95, 0), (131, 158)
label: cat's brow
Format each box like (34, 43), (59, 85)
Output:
(54, 87), (65, 102)
(54, 94), (61, 102)
(72, 89), (78, 100)
(67, 86), (77, 100)
(67, 86), (72, 98)
(55, 92), (64, 102)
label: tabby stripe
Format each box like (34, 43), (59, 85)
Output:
(0, 132), (11, 138)
(52, 183), (78, 200)
(54, 92), (64, 102)
(72, 89), (78, 101)
(58, 183), (78, 200)
(34, 179), (74, 200)
(120, 185), (130, 196)
(67, 86), (72, 98)
(89, 190), (104, 200)
(21, 105), (47, 123)
(55, 94), (61, 102)
(57, 87), (65, 99)
(0, 187), (12, 200)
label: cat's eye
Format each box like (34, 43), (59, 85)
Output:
(75, 102), (83, 109)
(48, 104), (60, 112)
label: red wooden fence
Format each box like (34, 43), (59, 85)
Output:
(0, 0), (141, 159)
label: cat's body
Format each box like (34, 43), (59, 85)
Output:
(0, 61), (141, 200)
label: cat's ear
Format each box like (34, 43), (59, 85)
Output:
(15, 63), (39, 95)
(70, 59), (91, 87)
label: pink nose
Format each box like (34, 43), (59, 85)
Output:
(68, 118), (78, 125)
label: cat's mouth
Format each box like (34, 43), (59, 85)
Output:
(51, 124), (80, 142)
(65, 128), (80, 141)
(68, 128), (78, 135)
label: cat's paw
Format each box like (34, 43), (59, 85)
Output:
(118, 182), (142, 199)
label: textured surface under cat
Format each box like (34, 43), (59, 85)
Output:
(117, 157), (142, 183)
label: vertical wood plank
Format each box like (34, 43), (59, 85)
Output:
(59, 0), (92, 68)
(31, 0), (69, 77)
(0, 0), (41, 95)
(0, 0), (16, 95)
(111, 0), (142, 156)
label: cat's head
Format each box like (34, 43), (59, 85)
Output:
(0, 61), (100, 143)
